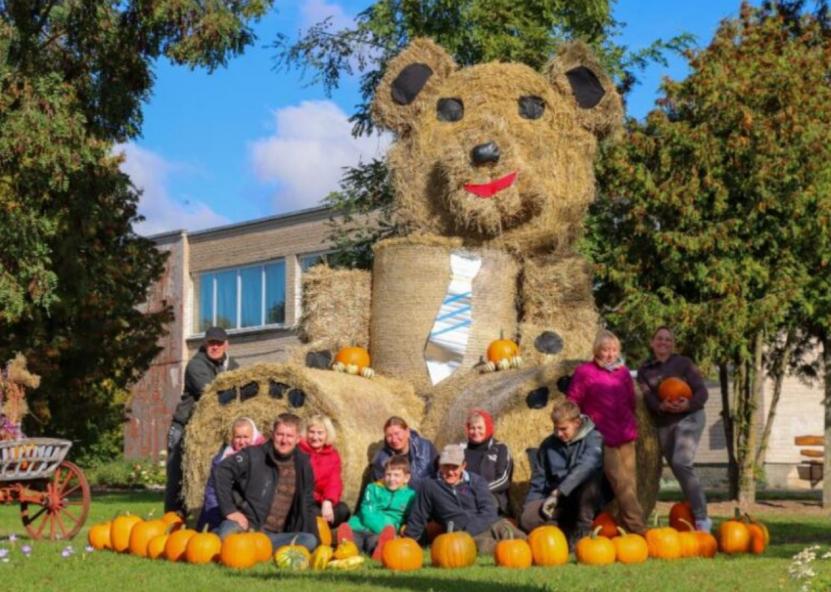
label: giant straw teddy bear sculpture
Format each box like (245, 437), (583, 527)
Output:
(183, 38), (661, 516)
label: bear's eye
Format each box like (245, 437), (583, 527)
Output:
(519, 96), (545, 120)
(437, 98), (464, 122)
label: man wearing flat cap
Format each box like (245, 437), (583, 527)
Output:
(405, 443), (525, 554)
(164, 326), (238, 514)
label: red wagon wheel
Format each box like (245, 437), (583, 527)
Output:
(20, 460), (91, 540)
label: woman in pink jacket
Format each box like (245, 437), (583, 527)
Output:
(567, 329), (646, 534)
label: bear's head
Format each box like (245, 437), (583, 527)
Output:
(373, 38), (621, 253)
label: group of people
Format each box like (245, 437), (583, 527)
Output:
(164, 324), (711, 558)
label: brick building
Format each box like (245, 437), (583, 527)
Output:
(126, 205), (826, 491)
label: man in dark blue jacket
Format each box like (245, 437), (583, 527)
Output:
(406, 444), (524, 554)
(520, 399), (604, 546)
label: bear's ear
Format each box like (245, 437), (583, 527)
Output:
(372, 37), (457, 135)
(546, 41), (622, 138)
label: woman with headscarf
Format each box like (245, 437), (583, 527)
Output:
(462, 409), (514, 516)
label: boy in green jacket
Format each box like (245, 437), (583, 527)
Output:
(337, 454), (416, 559)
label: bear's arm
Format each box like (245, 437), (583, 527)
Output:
(518, 254), (600, 368)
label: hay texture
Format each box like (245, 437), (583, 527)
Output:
(182, 363), (424, 511)
(299, 265), (371, 350)
(372, 37), (621, 254)
(0, 354), (40, 437)
(370, 235), (520, 393)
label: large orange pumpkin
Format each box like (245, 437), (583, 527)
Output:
(591, 512), (619, 538)
(744, 513), (769, 553)
(575, 527), (615, 566)
(88, 521), (112, 550)
(645, 526), (682, 560)
(250, 531), (273, 563)
(527, 525), (568, 566)
(718, 519), (750, 555)
(431, 531), (477, 568)
(220, 532), (258, 569)
(165, 528), (197, 561)
(129, 519), (168, 557)
(613, 528), (649, 565)
(160, 512), (184, 532)
(186, 530), (222, 564)
(381, 537), (423, 571)
(669, 501), (695, 531)
(147, 533), (170, 559)
(334, 347), (371, 372)
(494, 538), (532, 569)
(678, 529), (700, 558)
(658, 377), (693, 402)
(695, 531), (718, 558)
(110, 514), (142, 553)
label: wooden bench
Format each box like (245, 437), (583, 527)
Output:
(795, 435), (824, 485)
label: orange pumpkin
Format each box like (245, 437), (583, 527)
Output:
(718, 519), (750, 555)
(645, 526), (682, 560)
(591, 512), (619, 538)
(669, 501), (695, 531)
(110, 514), (142, 553)
(575, 527), (615, 566)
(678, 529), (700, 558)
(744, 513), (770, 551)
(160, 512), (184, 531)
(527, 525), (568, 566)
(333, 539), (360, 560)
(220, 532), (259, 569)
(430, 531), (477, 568)
(250, 531), (273, 563)
(486, 338), (519, 364)
(494, 538), (532, 569)
(129, 519), (168, 557)
(613, 528), (649, 565)
(147, 533), (170, 559)
(165, 528), (197, 561)
(658, 377), (693, 402)
(316, 516), (332, 547)
(381, 537), (423, 571)
(88, 521), (112, 550)
(334, 347), (371, 372)
(186, 529), (222, 564)
(695, 531), (718, 558)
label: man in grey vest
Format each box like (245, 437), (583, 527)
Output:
(164, 326), (238, 514)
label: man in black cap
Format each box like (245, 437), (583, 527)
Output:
(164, 326), (238, 513)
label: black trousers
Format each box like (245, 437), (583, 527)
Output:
(519, 474), (603, 541)
(164, 422), (186, 514)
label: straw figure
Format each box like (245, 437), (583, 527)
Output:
(0, 354), (41, 441)
(183, 38), (661, 517)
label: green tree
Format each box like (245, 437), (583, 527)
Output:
(275, 0), (691, 268)
(589, 1), (831, 504)
(0, 0), (273, 458)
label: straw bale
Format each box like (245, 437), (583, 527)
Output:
(519, 254), (600, 366)
(299, 265), (371, 350)
(183, 363), (424, 511)
(370, 236), (519, 393)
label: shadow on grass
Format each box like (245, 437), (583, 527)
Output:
(241, 568), (549, 592)
(764, 521), (831, 559)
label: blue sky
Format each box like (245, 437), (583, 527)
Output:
(123, 0), (747, 235)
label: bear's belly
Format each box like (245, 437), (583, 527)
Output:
(369, 237), (520, 395)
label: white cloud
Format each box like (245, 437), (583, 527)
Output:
(300, 0), (353, 31)
(249, 100), (391, 212)
(116, 143), (229, 236)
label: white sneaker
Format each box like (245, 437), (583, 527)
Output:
(695, 518), (713, 533)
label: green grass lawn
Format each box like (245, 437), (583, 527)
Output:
(0, 491), (828, 592)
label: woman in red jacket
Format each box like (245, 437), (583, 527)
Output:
(298, 414), (350, 527)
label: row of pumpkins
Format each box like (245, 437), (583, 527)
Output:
(86, 502), (769, 572)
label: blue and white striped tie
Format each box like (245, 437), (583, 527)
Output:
(424, 251), (482, 384)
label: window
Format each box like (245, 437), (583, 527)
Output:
(196, 261), (286, 332)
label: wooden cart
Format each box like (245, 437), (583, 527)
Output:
(0, 438), (90, 540)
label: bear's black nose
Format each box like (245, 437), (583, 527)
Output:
(471, 141), (500, 165)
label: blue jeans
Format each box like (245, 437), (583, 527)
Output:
(214, 519), (317, 552)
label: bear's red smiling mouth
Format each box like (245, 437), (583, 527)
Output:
(463, 171), (518, 198)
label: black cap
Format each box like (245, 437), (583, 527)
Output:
(204, 326), (228, 342)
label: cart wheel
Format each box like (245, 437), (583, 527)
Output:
(20, 461), (91, 540)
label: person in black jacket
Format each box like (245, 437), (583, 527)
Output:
(164, 326), (238, 514)
(462, 408), (513, 516)
(213, 413), (319, 551)
(520, 399), (604, 546)
(406, 444), (524, 555)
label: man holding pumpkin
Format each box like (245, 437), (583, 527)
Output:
(637, 326), (711, 532)
(213, 412), (319, 551)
